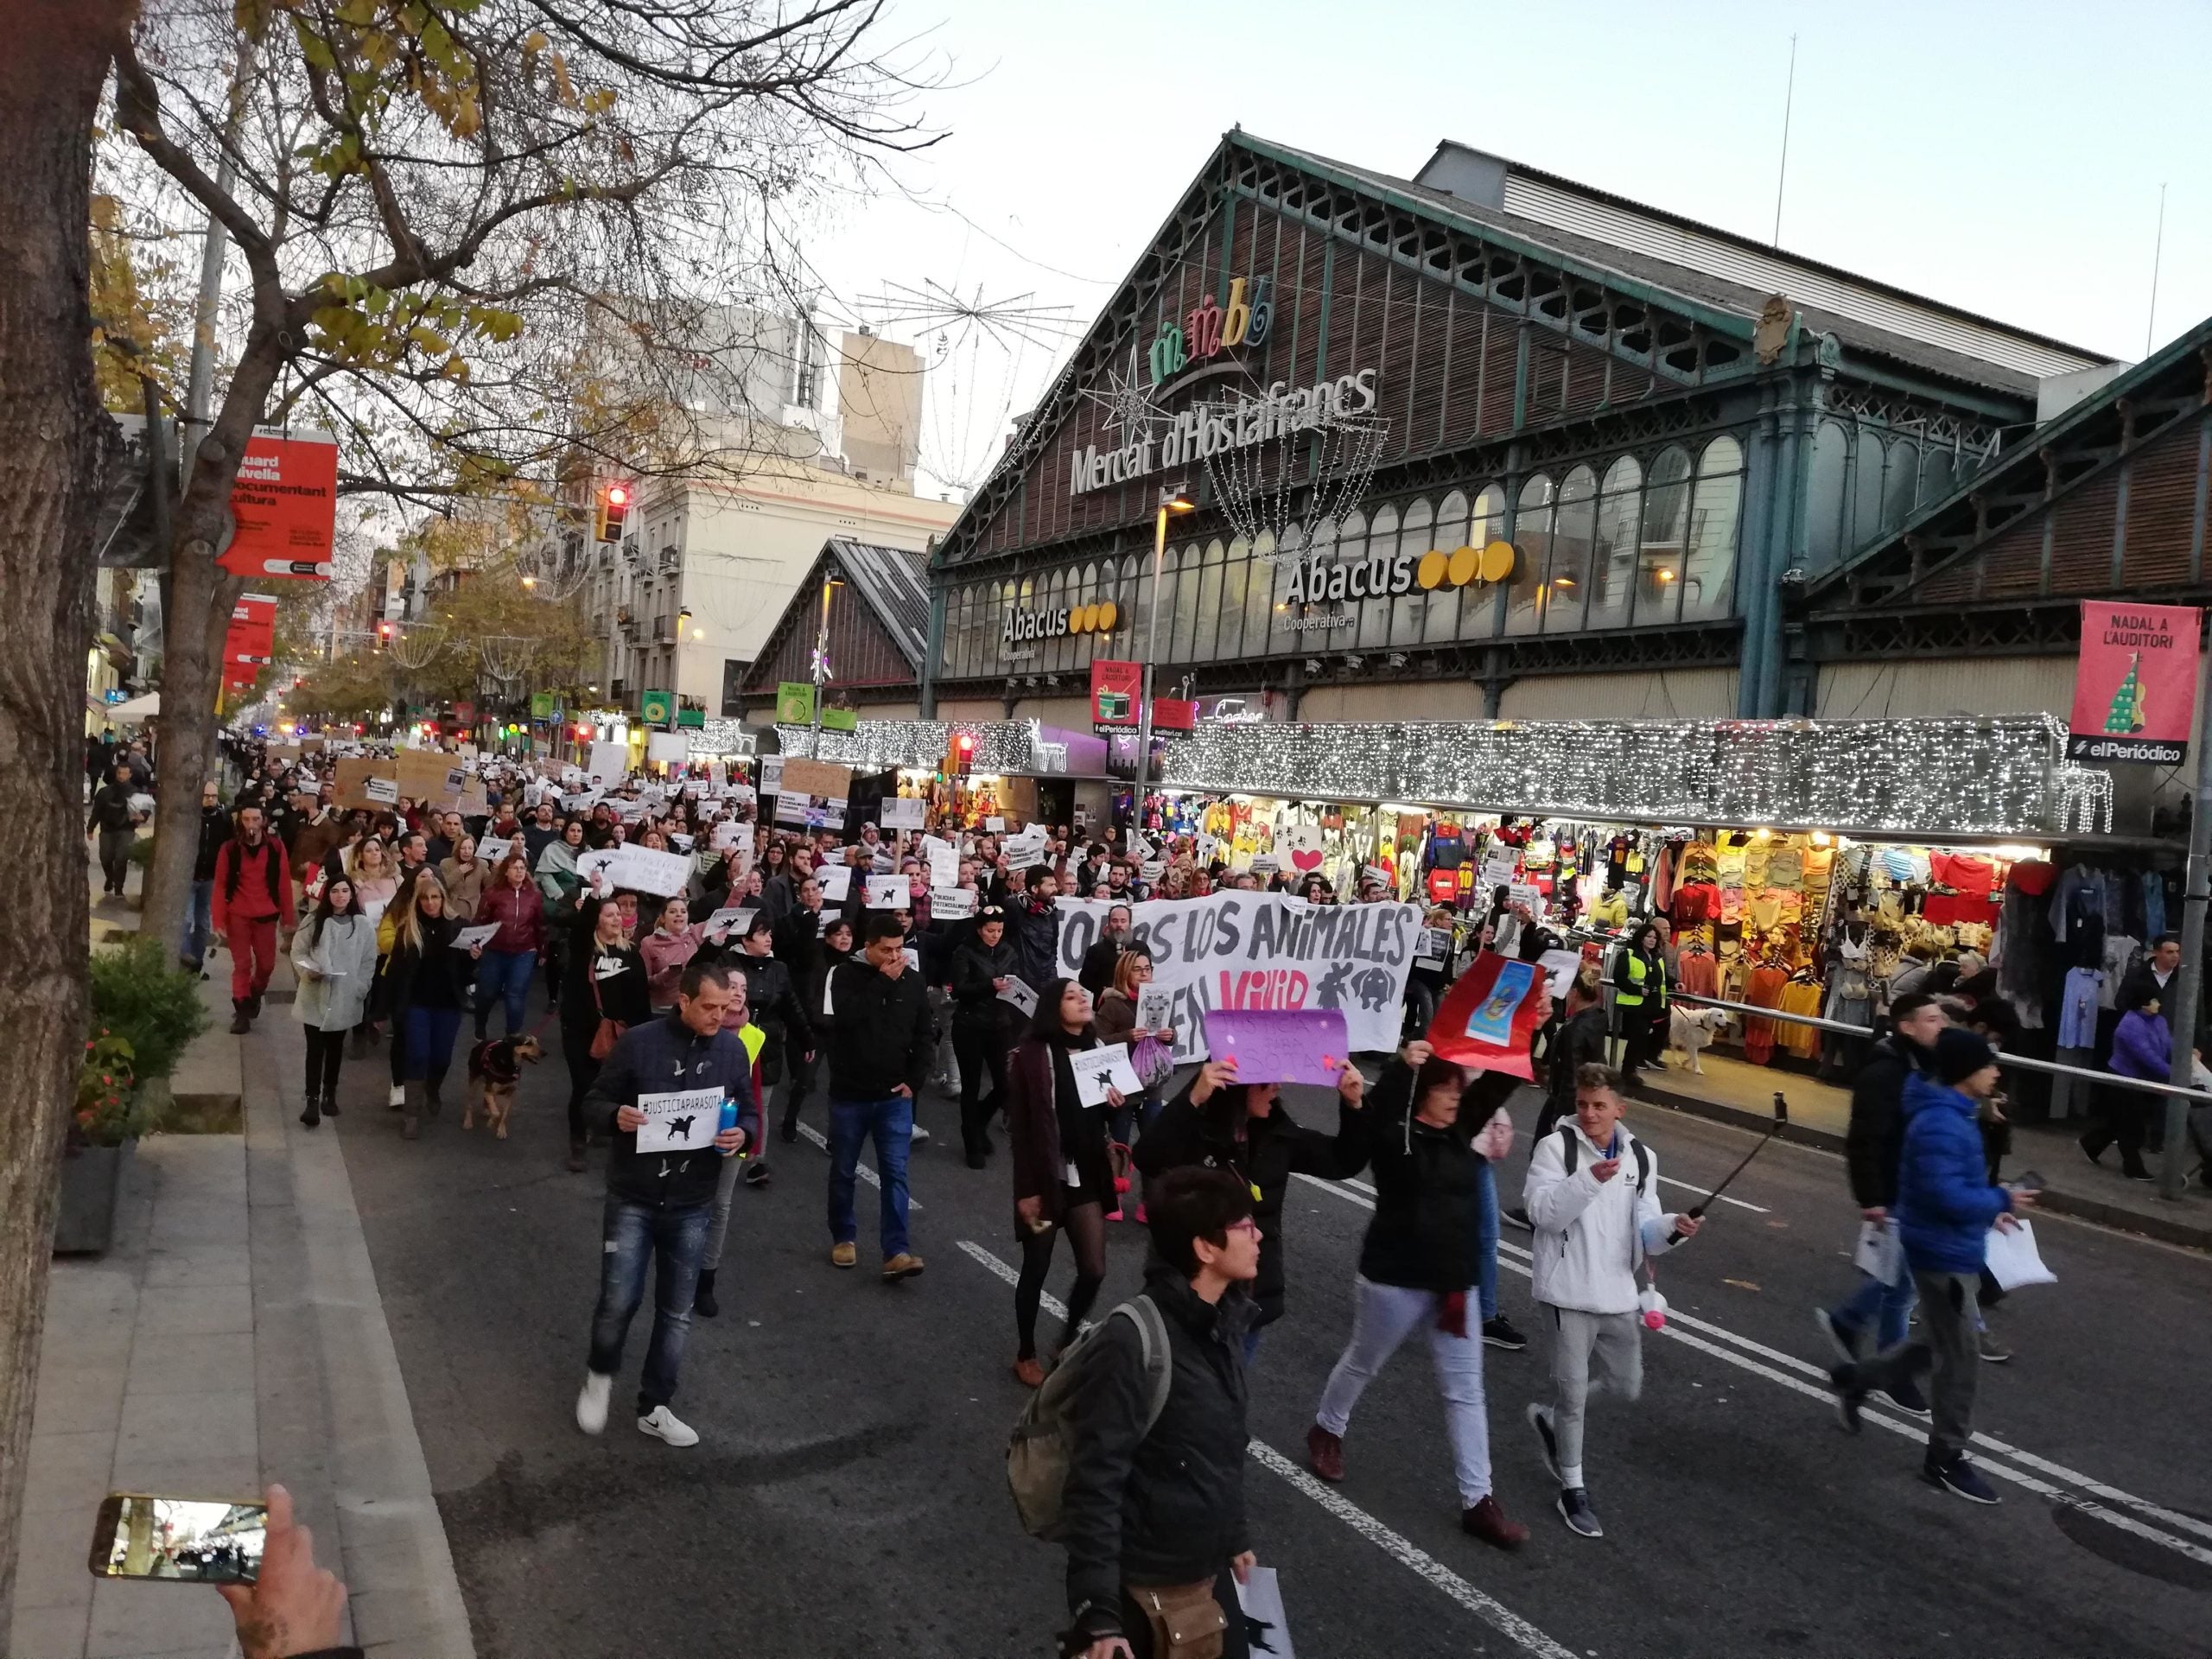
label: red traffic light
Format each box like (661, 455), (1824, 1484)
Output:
(957, 732), (976, 753)
(575, 722), (591, 738)
(606, 484), (629, 506)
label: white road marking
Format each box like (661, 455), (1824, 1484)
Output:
(954, 1240), (1579, 1659)
(1656, 1174), (1769, 1213)
(794, 1121), (921, 1208)
(1294, 1174), (2212, 1568)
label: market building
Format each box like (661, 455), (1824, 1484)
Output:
(919, 131), (2126, 730)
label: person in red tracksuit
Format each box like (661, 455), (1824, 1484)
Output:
(213, 802), (296, 1033)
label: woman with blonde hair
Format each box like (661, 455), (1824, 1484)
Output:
(437, 832), (488, 919)
(385, 875), (482, 1139)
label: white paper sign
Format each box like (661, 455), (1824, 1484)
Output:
(1068, 1044), (1142, 1107)
(669, 833), (695, 854)
(1853, 1218), (1905, 1287)
(928, 886), (976, 920)
(880, 796), (926, 830)
(633, 1086), (724, 1154)
(647, 732), (688, 766)
(1537, 947), (1586, 1000)
(475, 836), (514, 868)
(998, 975), (1038, 1017)
(1125, 831), (1154, 861)
(588, 741), (628, 785)
(984, 816), (1006, 832)
(608, 844), (694, 898)
(451, 923), (501, 951)
(710, 820), (741, 851)
(817, 862), (854, 902)
(562, 791), (597, 813)
(758, 754), (785, 796)
(576, 848), (621, 887)
(365, 777), (399, 806)
(924, 837), (959, 889)
(1007, 842), (1046, 872)
(1235, 1567), (1295, 1659)
(1983, 1217), (2056, 1290)
(1481, 848), (1520, 889)
(1507, 882), (1545, 916)
(866, 874), (906, 909)
(703, 906), (756, 941)
(1416, 925), (1453, 967)
(1140, 860), (1166, 882)
(1136, 985), (1173, 1031)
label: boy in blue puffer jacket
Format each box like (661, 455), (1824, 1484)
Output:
(1891, 1029), (2035, 1503)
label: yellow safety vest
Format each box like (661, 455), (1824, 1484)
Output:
(1618, 950), (1652, 1009)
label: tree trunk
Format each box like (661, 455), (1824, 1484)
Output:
(0, 0), (137, 1628)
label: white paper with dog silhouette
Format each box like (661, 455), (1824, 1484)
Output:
(1233, 1567), (1294, 1658)
(704, 906), (755, 941)
(475, 836), (514, 868)
(817, 862), (854, 902)
(866, 874), (906, 909)
(633, 1086), (725, 1154)
(450, 924), (501, 951)
(1537, 948), (1586, 1001)
(1067, 1046), (1141, 1108)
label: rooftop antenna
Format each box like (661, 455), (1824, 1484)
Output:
(1771, 34), (1797, 248)
(2146, 182), (2168, 358)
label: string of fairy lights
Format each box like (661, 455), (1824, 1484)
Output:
(780, 713), (2079, 839)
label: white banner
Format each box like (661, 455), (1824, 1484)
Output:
(1052, 891), (1422, 1063)
(608, 844), (695, 898)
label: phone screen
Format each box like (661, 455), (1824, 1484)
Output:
(90, 1495), (266, 1584)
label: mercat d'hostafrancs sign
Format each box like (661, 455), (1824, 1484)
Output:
(1071, 368), (1380, 497)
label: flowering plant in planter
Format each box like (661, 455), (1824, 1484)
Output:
(73, 1030), (151, 1150)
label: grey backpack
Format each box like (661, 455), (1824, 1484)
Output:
(1007, 1296), (1173, 1540)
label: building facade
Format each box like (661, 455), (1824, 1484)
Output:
(923, 133), (2118, 733)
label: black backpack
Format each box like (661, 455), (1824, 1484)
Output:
(1554, 1124), (1650, 1195)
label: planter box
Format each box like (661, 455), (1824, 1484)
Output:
(54, 1141), (133, 1255)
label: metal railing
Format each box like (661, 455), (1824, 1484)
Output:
(1667, 990), (2212, 1107)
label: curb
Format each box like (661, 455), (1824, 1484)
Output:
(1630, 1077), (2212, 1254)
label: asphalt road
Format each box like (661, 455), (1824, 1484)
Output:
(326, 1001), (2212, 1659)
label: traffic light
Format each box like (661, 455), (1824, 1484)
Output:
(595, 481), (632, 542)
(374, 620), (395, 652)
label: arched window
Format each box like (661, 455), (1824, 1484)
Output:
(1166, 544), (1199, 663)
(1546, 466), (1597, 632)
(1426, 490), (1471, 644)
(1636, 446), (1692, 625)
(1683, 435), (1745, 620)
(1194, 538), (1226, 661)
(1246, 530), (1277, 657)
(1360, 504), (1397, 650)
(1883, 437), (1920, 530)
(1505, 474), (1554, 635)
(1393, 496), (1433, 645)
(1219, 537), (1249, 660)
(1850, 424), (1885, 555)
(1920, 445), (1957, 508)
(1586, 456), (1642, 630)
(1806, 418), (1850, 576)
(1461, 484), (1508, 639)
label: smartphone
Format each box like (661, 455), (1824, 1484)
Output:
(89, 1493), (266, 1584)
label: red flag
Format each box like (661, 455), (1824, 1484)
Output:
(1426, 950), (1551, 1080)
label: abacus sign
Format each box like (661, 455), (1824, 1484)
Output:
(2068, 601), (2202, 765)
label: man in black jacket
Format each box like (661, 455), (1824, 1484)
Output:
(1007, 869), (1065, 991)
(87, 760), (143, 895)
(1815, 992), (1946, 1398)
(772, 875), (829, 1133)
(184, 781), (231, 973)
(1060, 1166), (1260, 1659)
(575, 959), (752, 1449)
(714, 914), (814, 1180)
(823, 913), (934, 1280)
(1079, 904), (1135, 998)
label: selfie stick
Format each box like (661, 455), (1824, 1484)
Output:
(1666, 1092), (1789, 1245)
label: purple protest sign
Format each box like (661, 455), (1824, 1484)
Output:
(1202, 1009), (1351, 1085)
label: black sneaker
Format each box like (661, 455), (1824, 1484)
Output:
(779, 1119), (799, 1144)
(1556, 1486), (1603, 1538)
(1503, 1206), (1534, 1232)
(1482, 1316), (1528, 1351)
(743, 1160), (771, 1186)
(1827, 1366), (1864, 1434)
(1879, 1379), (1931, 1416)
(692, 1268), (719, 1319)
(1526, 1402), (1560, 1482)
(1815, 1307), (1866, 1365)
(1924, 1455), (2000, 1505)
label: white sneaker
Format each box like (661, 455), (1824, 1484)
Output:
(387, 1084), (406, 1109)
(575, 1371), (612, 1435)
(638, 1405), (698, 1446)
(910, 1122), (931, 1145)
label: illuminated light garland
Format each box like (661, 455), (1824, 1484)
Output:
(779, 713), (2085, 839)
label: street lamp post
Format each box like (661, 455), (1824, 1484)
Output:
(1130, 484), (1195, 832)
(807, 576), (844, 753)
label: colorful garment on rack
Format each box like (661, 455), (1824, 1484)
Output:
(1777, 980), (1823, 1058)
(1741, 963), (1788, 1065)
(1676, 951), (1719, 1001)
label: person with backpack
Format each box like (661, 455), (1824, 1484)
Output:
(1024, 1166), (1262, 1659)
(1522, 1063), (1700, 1539)
(1304, 1041), (1528, 1550)
(1135, 1052), (1366, 1360)
(1505, 966), (1611, 1234)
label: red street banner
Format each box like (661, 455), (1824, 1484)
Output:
(1091, 658), (1141, 732)
(2069, 601), (2202, 765)
(225, 593), (277, 665)
(219, 428), (339, 581)
(1425, 950), (1552, 1080)
(1150, 696), (1198, 733)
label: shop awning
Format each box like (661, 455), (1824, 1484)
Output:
(779, 720), (1110, 779)
(110, 691), (161, 721)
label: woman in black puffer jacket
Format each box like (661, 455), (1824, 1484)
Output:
(949, 906), (1021, 1166)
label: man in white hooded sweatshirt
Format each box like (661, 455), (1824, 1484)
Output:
(1523, 1063), (1700, 1538)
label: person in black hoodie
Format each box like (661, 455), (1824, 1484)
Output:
(561, 896), (652, 1173)
(1058, 1166), (1260, 1659)
(1815, 992), (1947, 1397)
(1304, 1040), (1528, 1550)
(707, 914), (813, 1183)
(823, 913), (935, 1279)
(384, 877), (481, 1140)
(1135, 1053), (1367, 1357)
(1007, 868), (1064, 992)
(573, 957), (753, 1450)
(184, 780), (231, 973)
(87, 760), (143, 896)
(950, 906), (1021, 1166)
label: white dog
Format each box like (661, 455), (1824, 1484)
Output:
(1668, 1005), (1732, 1072)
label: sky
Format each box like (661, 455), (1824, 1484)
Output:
(792, 0), (2212, 501)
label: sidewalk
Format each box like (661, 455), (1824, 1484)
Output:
(1635, 1046), (2212, 1251)
(10, 856), (474, 1657)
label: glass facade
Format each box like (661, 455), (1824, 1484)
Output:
(937, 435), (1748, 682)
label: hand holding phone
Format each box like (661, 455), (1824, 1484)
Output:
(219, 1484), (347, 1659)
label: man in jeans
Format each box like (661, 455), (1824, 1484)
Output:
(182, 782), (229, 974)
(1815, 992), (1946, 1409)
(575, 958), (753, 1447)
(823, 913), (935, 1281)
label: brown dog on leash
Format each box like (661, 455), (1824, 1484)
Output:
(464, 1034), (543, 1136)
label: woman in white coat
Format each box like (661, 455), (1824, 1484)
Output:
(294, 875), (379, 1128)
